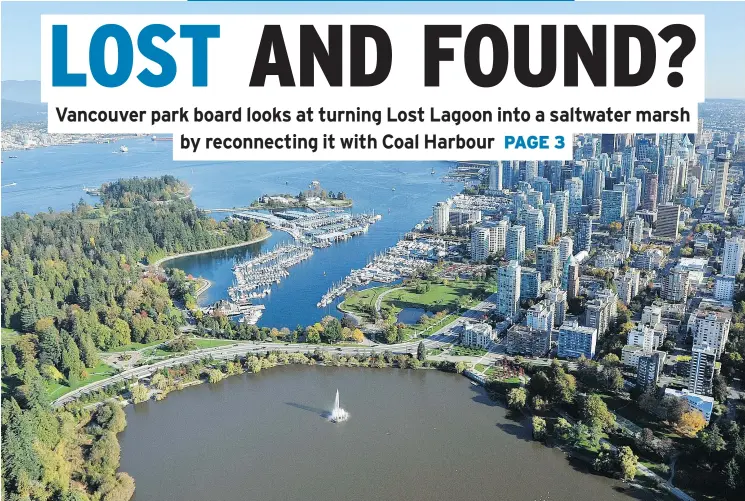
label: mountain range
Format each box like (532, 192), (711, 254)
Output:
(2, 80), (46, 123)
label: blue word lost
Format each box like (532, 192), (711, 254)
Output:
(52, 24), (220, 88)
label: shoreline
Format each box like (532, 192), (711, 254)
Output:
(151, 231), (272, 269)
(151, 231), (271, 302)
(96, 363), (660, 501)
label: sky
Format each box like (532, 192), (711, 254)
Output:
(1, 1), (743, 99)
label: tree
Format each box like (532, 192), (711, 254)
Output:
(455, 361), (467, 374)
(208, 368), (224, 383)
(78, 332), (99, 368)
(712, 374), (729, 403)
(725, 457), (742, 492)
(532, 416), (547, 440)
(88, 431), (120, 478)
(2, 343), (19, 376)
(322, 318), (342, 344)
(638, 388), (659, 414)
(417, 341), (426, 362)
(553, 417), (572, 440)
(21, 375), (49, 409)
(663, 395), (688, 423)
(60, 332), (82, 380)
(246, 355), (262, 373)
(1, 399), (42, 491)
(594, 443), (615, 474)
(531, 395), (547, 411)
(92, 402), (127, 434)
(569, 422), (589, 447)
(617, 446), (638, 481)
(130, 384), (149, 404)
(675, 411), (707, 437)
(698, 423), (726, 454)
(548, 367), (576, 405)
(111, 319), (131, 348)
(97, 472), (136, 501)
(581, 394), (616, 432)
(351, 328), (365, 343)
(340, 327), (352, 341)
(305, 326), (321, 344)
(37, 327), (61, 368)
(587, 422), (603, 448)
(507, 387), (528, 411)
(41, 364), (64, 383)
(602, 353), (620, 366)
(601, 366), (625, 392)
(151, 372), (169, 391)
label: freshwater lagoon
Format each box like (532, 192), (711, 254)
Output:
(118, 366), (651, 501)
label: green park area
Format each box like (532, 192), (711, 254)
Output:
(104, 340), (165, 353)
(46, 362), (118, 400)
(340, 278), (495, 341)
(193, 338), (237, 349)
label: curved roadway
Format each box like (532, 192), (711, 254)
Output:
(52, 332), (459, 408)
(53, 293), (502, 408)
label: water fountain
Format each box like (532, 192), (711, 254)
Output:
(329, 389), (349, 423)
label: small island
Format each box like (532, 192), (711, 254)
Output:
(250, 180), (353, 210)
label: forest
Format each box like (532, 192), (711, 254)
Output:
(1, 176), (267, 501)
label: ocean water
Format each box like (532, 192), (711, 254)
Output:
(2, 139), (459, 327)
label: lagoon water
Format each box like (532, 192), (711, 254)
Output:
(118, 366), (647, 501)
(1, 138), (457, 327)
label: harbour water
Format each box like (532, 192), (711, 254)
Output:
(118, 366), (649, 501)
(1, 138), (457, 328)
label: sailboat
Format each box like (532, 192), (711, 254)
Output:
(330, 389), (349, 423)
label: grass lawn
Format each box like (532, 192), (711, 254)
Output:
(339, 287), (389, 320)
(47, 362), (118, 399)
(104, 340), (165, 353)
(427, 348), (443, 356)
(640, 461), (670, 477)
(400, 312), (458, 340)
(475, 363), (488, 373)
(141, 347), (173, 358)
(382, 280), (493, 314)
(451, 346), (487, 357)
(140, 338), (240, 360)
(192, 338), (237, 349)
(340, 279), (495, 325)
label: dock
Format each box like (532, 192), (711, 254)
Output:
(229, 243), (313, 302)
(317, 237), (446, 307)
(232, 209), (381, 246)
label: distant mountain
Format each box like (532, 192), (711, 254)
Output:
(2, 80), (41, 104)
(2, 81), (45, 123)
(1, 99), (46, 123)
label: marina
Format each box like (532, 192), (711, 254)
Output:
(201, 300), (266, 325)
(229, 244), (314, 300)
(317, 237), (448, 307)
